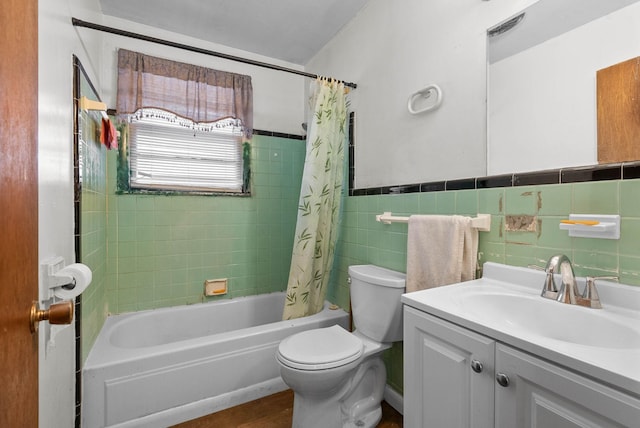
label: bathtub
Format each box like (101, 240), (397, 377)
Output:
(82, 292), (349, 428)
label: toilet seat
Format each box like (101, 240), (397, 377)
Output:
(277, 325), (364, 370)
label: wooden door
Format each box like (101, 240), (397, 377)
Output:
(0, 0), (40, 426)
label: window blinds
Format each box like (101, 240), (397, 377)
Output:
(129, 117), (243, 192)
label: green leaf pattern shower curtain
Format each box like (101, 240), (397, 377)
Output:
(283, 79), (347, 320)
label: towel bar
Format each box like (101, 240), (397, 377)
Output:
(79, 96), (109, 120)
(375, 212), (491, 232)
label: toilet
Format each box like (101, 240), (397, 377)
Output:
(277, 265), (406, 428)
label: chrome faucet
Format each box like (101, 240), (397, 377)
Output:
(542, 254), (579, 303)
(540, 254), (617, 309)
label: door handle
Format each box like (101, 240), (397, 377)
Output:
(30, 300), (74, 333)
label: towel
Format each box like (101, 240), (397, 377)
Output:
(100, 118), (118, 150)
(406, 215), (479, 293)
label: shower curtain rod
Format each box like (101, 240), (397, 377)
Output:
(71, 18), (358, 89)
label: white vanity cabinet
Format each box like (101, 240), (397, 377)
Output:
(404, 306), (640, 428)
(495, 344), (640, 428)
(404, 306), (495, 427)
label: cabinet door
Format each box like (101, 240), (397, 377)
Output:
(495, 344), (640, 428)
(404, 306), (495, 428)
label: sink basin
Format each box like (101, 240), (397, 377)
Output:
(457, 291), (640, 349)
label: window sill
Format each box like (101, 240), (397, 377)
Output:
(115, 189), (251, 197)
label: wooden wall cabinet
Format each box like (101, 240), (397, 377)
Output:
(597, 56), (640, 164)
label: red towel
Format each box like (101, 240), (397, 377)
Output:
(100, 118), (118, 150)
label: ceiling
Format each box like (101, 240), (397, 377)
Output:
(98, 0), (369, 65)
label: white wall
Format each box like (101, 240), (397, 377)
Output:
(98, 15), (306, 135)
(488, 2), (640, 175)
(38, 0), (103, 427)
(307, 0), (540, 188)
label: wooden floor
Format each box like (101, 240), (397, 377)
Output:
(173, 389), (403, 428)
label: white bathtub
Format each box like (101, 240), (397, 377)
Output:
(82, 292), (349, 428)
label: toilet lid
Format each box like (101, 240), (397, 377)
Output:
(277, 325), (363, 370)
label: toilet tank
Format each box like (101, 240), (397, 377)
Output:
(348, 265), (406, 343)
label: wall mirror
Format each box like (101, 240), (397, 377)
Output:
(487, 0), (640, 176)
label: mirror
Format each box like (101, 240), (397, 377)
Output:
(487, 0), (640, 176)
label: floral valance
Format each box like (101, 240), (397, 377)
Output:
(116, 49), (253, 138)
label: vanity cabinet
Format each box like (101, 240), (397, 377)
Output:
(404, 306), (495, 428)
(404, 306), (640, 428)
(495, 344), (640, 428)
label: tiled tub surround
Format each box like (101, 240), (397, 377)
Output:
(105, 134), (306, 314)
(77, 108), (109, 363)
(79, 134), (306, 361)
(328, 163), (640, 395)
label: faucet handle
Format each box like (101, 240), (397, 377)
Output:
(582, 276), (618, 309)
(541, 273), (559, 300)
(585, 275), (619, 285)
(541, 273), (558, 298)
(529, 263), (558, 299)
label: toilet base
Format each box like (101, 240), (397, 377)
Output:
(343, 408), (381, 428)
(289, 355), (387, 428)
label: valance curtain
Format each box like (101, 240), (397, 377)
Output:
(116, 49), (253, 139)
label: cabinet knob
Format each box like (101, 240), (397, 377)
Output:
(470, 359), (483, 373)
(496, 373), (510, 387)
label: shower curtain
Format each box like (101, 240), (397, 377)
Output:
(283, 79), (348, 320)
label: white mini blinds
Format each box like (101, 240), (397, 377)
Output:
(128, 109), (244, 193)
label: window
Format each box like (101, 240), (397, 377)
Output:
(124, 109), (247, 194)
(115, 49), (253, 195)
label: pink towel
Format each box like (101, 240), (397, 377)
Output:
(406, 215), (478, 293)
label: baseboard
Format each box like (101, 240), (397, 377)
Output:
(383, 385), (403, 415)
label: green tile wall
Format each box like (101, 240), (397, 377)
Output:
(328, 179), (640, 394)
(78, 110), (109, 362)
(104, 135), (306, 313)
(80, 124), (640, 397)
